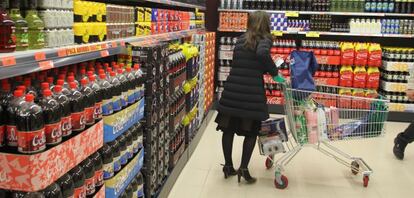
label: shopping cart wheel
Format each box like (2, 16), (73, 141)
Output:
(265, 156), (274, 169)
(363, 176), (369, 187)
(274, 175), (288, 189)
(351, 161), (359, 175)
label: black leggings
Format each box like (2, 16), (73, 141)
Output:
(399, 122), (414, 143)
(222, 132), (257, 169)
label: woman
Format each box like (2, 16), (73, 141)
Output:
(215, 11), (280, 184)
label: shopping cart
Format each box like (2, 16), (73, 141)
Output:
(260, 82), (389, 189)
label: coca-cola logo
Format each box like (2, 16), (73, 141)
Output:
(340, 73), (353, 80)
(62, 119), (72, 132)
(80, 114), (86, 126)
(32, 134), (46, 147)
(7, 127), (17, 142)
(51, 127), (62, 139)
(354, 75), (367, 81)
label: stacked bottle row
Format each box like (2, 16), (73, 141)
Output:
(132, 42), (171, 197)
(349, 18), (414, 35)
(221, 0), (414, 13)
(0, 58), (145, 154)
(0, 150), (104, 198)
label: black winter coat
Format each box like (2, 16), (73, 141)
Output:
(217, 34), (278, 121)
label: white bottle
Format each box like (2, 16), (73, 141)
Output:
(350, 19), (356, 34)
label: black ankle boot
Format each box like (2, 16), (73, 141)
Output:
(394, 135), (408, 160)
(237, 168), (257, 184)
(222, 165), (237, 179)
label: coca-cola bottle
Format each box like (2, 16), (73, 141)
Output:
(100, 144), (114, 180)
(56, 173), (74, 198)
(81, 158), (95, 196)
(91, 152), (104, 189)
(42, 182), (63, 198)
(0, 105), (4, 147)
(117, 69), (129, 108)
(98, 73), (113, 116)
(118, 134), (128, 166)
(109, 139), (122, 173)
(16, 94), (46, 154)
(6, 90), (25, 148)
(69, 165), (86, 198)
(53, 86), (72, 138)
(79, 79), (95, 127)
(68, 82), (86, 132)
(39, 89), (62, 146)
(87, 75), (102, 121)
(109, 72), (122, 112)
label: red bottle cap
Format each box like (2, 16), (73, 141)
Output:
(99, 74), (106, 79)
(69, 82), (77, 89)
(43, 89), (52, 97)
(23, 80), (31, 87)
(133, 64), (140, 70)
(41, 82), (49, 90)
(89, 75), (96, 82)
(110, 72), (116, 77)
(80, 69), (86, 75)
(54, 85), (63, 93)
(68, 72), (75, 77)
(67, 76), (75, 82)
(117, 69), (123, 74)
(47, 77), (54, 84)
(125, 68), (131, 72)
(57, 79), (65, 86)
(99, 69), (105, 74)
(17, 86), (26, 92)
(14, 90), (24, 97)
(87, 71), (94, 76)
(59, 74), (66, 80)
(25, 94), (34, 102)
(119, 63), (125, 68)
(80, 79), (88, 86)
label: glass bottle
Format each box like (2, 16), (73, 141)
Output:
(25, 0), (45, 49)
(0, 0), (16, 53)
(10, 1), (28, 51)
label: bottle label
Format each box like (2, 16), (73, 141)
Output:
(137, 185), (144, 197)
(45, 122), (62, 145)
(73, 186), (86, 198)
(71, 111), (86, 132)
(127, 90), (135, 104)
(0, 125), (4, 146)
(133, 141), (139, 154)
(113, 156), (121, 172)
(120, 150), (128, 165)
(103, 163), (114, 179)
(102, 99), (113, 116)
(112, 96), (122, 111)
(94, 102), (103, 120)
(389, 3), (394, 12)
(94, 169), (104, 187)
(61, 115), (72, 137)
(127, 145), (134, 159)
(17, 128), (46, 153)
(84, 106), (95, 125)
(16, 27), (29, 47)
(85, 177), (95, 195)
(6, 125), (18, 147)
(122, 91), (128, 107)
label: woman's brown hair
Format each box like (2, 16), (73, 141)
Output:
(244, 11), (272, 50)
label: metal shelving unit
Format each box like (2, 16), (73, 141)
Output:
(218, 8), (414, 17)
(0, 29), (204, 80)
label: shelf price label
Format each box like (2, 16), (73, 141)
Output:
(38, 60), (54, 71)
(100, 50), (109, 57)
(272, 31), (284, 36)
(34, 52), (46, 61)
(306, 32), (320, 38)
(1, 56), (16, 66)
(120, 40), (126, 47)
(111, 41), (118, 48)
(285, 11), (299, 17)
(57, 49), (67, 57)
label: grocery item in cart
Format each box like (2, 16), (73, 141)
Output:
(305, 109), (319, 144)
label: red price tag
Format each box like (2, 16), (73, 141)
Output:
(120, 41), (126, 47)
(38, 60), (54, 71)
(100, 50), (109, 57)
(34, 52), (46, 61)
(1, 56), (16, 66)
(57, 49), (67, 57)
(111, 42), (118, 48)
(101, 43), (108, 49)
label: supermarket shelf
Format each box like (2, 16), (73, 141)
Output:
(268, 104), (414, 122)
(158, 110), (214, 198)
(217, 28), (414, 38)
(144, 0), (206, 10)
(0, 29), (204, 80)
(218, 8), (414, 17)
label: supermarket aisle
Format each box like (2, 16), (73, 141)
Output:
(168, 111), (414, 198)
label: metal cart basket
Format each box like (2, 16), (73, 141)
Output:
(260, 82), (389, 189)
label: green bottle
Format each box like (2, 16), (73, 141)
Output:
(10, 1), (28, 51)
(25, 0), (44, 49)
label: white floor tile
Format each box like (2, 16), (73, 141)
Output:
(168, 112), (414, 198)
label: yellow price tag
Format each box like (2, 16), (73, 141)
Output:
(306, 32), (320, 38)
(272, 31), (284, 36)
(285, 11), (299, 17)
